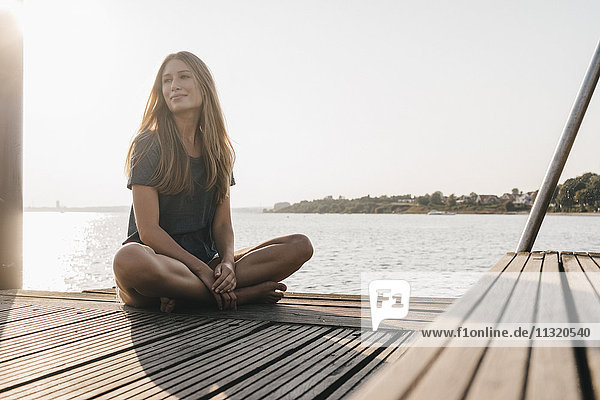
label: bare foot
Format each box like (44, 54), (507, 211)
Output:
(235, 281), (287, 305)
(160, 297), (176, 313)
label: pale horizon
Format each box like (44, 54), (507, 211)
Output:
(22, 179), (568, 210)
(18, 0), (600, 209)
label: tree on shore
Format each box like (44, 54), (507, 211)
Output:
(269, 172), (599, 214)
(555, 172), (599, 212)
(430, 191), (444, 205)
(417, 194), (430, 206)
(447, 194), (457, 207)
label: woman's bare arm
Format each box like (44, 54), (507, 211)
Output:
(131, 184), (214, 281)
(211, 190), (236, 293)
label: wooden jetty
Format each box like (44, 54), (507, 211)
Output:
(5, 251), (599, 399)
(351, 251), (600, 400)
(0, 285), (452, 399)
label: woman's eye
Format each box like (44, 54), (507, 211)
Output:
(163, 78), (172, 84)
(181, 75), (190, 79)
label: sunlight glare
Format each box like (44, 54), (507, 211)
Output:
(0, 0), (24, 33)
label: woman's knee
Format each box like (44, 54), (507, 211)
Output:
(288, 234), (313, 263)
(113, 243), (161, 285)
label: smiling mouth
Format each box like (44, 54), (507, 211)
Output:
(170, 94), (186, 100)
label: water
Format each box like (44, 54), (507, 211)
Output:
(23, 210), (600, 297)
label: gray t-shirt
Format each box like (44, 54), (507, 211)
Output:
(122, 133), (235, 263)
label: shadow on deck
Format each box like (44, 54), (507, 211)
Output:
(0, 288), (452, 399)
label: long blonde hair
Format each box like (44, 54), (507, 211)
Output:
(125, 51), (235, 203)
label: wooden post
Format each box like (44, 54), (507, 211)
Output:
(0, 7), (23, 289)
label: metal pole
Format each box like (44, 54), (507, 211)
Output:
(516, 41), (600, 252)
(0, 7), (23, 289)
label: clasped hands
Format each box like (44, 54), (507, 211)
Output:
(160, 261), (237, 313)
(210, 261), (237, 311)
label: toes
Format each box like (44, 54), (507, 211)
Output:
(267, 292), (283, 303)
(160, 298), (175, 313)
(276, 283), (287, 292)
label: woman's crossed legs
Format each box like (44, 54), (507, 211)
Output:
(112, 234), (313, 311)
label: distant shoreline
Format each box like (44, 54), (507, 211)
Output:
(24, 206), (130, 213)
(263, 211), (600, 216)
(24, 206), (265, 213)
(22, 206), (600, 216)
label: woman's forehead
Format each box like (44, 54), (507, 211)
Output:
(163, 59), (190, 76)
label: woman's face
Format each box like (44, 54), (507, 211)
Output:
(161, 58), (203, 115)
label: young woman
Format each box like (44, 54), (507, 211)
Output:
(113, 51), (313, 312)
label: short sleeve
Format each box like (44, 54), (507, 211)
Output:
(127, 137), (161, 190)
(231, 173), (236, 186)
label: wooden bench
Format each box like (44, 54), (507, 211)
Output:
(351, 251), (600, 400)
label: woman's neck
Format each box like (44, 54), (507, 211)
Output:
(173, 110), (201, 147)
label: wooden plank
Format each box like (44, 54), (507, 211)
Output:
(283, 292), (369, 301)
(296, 331), (410, 400)
(325, 332), (418, 400)
(578, 252), (600, 293)
(272, 303), (444, 324)
(0, 293), (442, 335)
(2, 292), (452, 315)
(70, 288), (457, 310)
(250, 329), (385, 399)
(0, 291), (445, 330)
(198, 327), (365, 400)
(176, 303), (362, 328)
(379, 331), (419, 364)
(15, 319), (266, 400)
(0, 310), (130, 362)
(103, 323), (322, 399)
(179, 303), (366, 328)
(0, 305), (71, 326)
(578, 253), (600, 396)
(3, 319), (256, 399)
(82, 288), (117, 294)
(0, 314), (161, 387)
(212, 327), (357, 399)
(349, 252), (516, 400)
(465, 251), (544, 400)
(404, 252), (529, 400)
(0, 289), (119, 303)
(0, 303), (32, 313)
(85, 287), (457, 306)
(563, 253), (600, 398)
(143, 325), (327, 400)
(488, 252), (517, 272)
(0, 307), (116, 341)
(525, 251), (582, 400)
(0, 317), (204, 395)
(0, 312), (207, 391)
(0, 295), (125, 312)
(0, 291), (447, 314)
(252, 296), (451, 311)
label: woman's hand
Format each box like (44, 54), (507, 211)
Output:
(218, 290), (237, 311)
(212, 261), (236, 294)
(197, 270), (236, 311)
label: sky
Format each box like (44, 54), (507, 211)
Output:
(16, 0), (600, 208)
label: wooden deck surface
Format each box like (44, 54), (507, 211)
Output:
(351, 251), (600, 400)
(0, 288), (452, 399)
